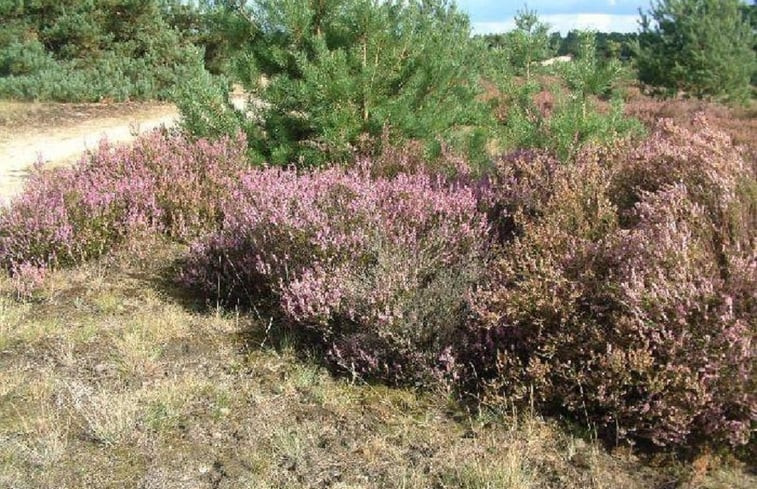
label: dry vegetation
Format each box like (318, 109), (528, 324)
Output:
(0, 76), (754, 488)
(624, 90), (757, 152)
(0, 239), (753, 489)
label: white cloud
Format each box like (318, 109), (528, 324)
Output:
(473, 13), (640, 35)
(473, 20), (517, 34)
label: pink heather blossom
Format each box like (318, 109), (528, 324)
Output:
(183, 164), (489, 384)
(0, 130), (247, 270)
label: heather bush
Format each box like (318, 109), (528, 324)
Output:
(361, 129), (480, 181)
(0, 131), (247, 271)
(612, 115), (751, 209)
(9, 261), (47, 301)
(625, 94), (757, 152)
(183, 165), (489, 383)
(470, 118), (755, 449)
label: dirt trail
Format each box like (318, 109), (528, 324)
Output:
(0, 103), (179, 204)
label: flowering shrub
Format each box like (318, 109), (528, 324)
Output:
(183, 163), (489, 383)
(1, 100), (751, 453)
(0, 131), (247, 271)
(9, 261), (47, 300)
(625, 96), (757, 148)
(471, 118), (755, 449)
(611, 115), (753, 229)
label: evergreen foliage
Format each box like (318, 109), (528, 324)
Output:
(505, 6), (552, 80)
(163, 0), (256, 76)
(0, 0), (206, 101)
(500, 32), (643, 160)
(561, 31), (626, 100)
(182, 0), (495, 167)
(636, 0), (756, 103)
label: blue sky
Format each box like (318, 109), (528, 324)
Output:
(457, 1), (649, 34)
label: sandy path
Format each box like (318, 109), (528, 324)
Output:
(0, 104), (179, 204)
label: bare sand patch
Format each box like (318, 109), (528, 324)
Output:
(0, 101), (179, 203)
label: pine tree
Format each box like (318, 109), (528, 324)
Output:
(636, 0), (756, 103)
(506, 6), (552, 81)
(0, 0), (205, 101)
(211, 0), (493, 167)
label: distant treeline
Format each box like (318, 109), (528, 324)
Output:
(478, 1), (756, 67)
(478, 31), (638, 61)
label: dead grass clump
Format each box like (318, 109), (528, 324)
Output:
(64, 381), (140, 446)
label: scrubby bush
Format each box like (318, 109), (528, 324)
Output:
(182, 164), (489, 383)
(0, 0), (206, 101)
(0, 131), (247, 270)
(498, 32), (643, 160)
(469, 117), (755, 449)
(611, 115), (755, 230)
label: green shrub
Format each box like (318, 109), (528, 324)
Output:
(0, 0), (206, 102)
(636, 0), (756, 104)
(546, 94), (643, 160)
(501, 6), (553, 81)
(499, 83), (644, 160)
(0, 40), (56, 77)
(497, 32), (643, 160)
(177, 0), (496, 168)
(174, 71), (257, 152)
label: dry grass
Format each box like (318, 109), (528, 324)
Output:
(0, 242), (753, 489)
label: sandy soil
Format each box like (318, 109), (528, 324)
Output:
(0, 102), (180, 203)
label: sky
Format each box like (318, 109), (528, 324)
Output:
(457, 1), (648, 35)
